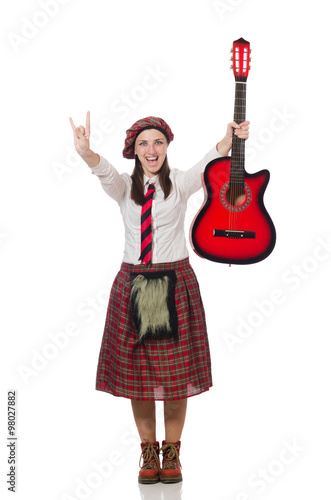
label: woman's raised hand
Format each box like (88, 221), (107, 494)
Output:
(69, 111), (100, 168)
(69, 111), (91, 157)
(216, 120), (250, 156)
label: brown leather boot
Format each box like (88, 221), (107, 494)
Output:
(138, 439), (160, 484)
(160, 440), (182, 483)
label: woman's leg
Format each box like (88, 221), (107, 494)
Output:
(131, 400), (156, 443)
(164, 398), (187, 442)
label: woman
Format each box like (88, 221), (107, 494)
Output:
(69, 112), (249, 484)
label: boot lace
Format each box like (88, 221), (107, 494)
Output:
(160, 443), (182, 470)
(139, 439), (160, 470)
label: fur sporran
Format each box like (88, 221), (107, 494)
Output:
(130, 270), (178, 343)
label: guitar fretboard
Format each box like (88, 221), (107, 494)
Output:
(230, 80), (246, 188)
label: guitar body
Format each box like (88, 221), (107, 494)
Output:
(190, 157), (276, 264)
(190, 37), (276, 265)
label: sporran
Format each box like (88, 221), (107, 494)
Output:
(130, 270), (178, 343)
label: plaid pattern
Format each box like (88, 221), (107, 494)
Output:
(122, 116), (174, 159)
(95, 258), (212, 400)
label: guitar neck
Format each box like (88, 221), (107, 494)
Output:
(230, 80), (246, 186)
(234, 80), (246, 123)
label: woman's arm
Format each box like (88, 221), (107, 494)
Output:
(69, 111), (127, 202)
(89, 155), (128, 203)
(80, 149), (100, 168)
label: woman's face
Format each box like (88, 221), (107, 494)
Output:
(134, 128), (168, 178)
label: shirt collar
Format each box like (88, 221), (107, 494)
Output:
(143, 174), (159, 187)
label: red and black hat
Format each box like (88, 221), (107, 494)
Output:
(122, 116), (174, 159)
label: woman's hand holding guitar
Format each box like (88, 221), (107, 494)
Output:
(217, 120), (250, 156)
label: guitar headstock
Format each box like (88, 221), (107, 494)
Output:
(230, 37), (251, 81)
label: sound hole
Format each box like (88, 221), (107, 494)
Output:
(225, 186), (246, 206)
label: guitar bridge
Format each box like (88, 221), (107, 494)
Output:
(213, 229), (256, 239)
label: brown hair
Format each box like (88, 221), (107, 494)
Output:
(130, 156), (172, 205)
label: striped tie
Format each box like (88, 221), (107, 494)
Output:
(139, 183), (155, 265)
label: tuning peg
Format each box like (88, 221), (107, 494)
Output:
(249, 65), (251, 70)
(230, 48), (233, 53)
(230, 65), (233, 70)
(230, 57), (233, 62)
(250, 49), (252, 53)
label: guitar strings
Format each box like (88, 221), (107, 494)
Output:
(239, 82), (244, 230)
(228, 44), (248, 237)
(231, 79), (246, 232)
(233, 81), (240, 232)
(230, 84), (237, 232)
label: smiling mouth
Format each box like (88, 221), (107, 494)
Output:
(145, 157), (159, 166)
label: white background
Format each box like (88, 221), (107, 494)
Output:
(1, 1), (330, 499)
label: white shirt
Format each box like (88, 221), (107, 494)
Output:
(90, 146), (222, 264)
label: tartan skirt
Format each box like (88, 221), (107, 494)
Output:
(95, 257), (213, 400)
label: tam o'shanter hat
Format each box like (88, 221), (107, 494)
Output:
(123, 116), (174, 159)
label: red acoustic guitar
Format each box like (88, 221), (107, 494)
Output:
(190, 37), (276, 265)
